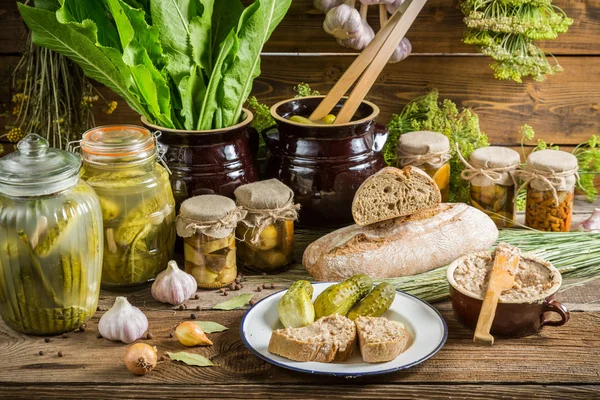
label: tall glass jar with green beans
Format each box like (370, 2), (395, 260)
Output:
(80, 126), (176, 288)
(0, 134), (103, 335)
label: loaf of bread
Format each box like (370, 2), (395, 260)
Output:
(303, 203), (499, 281)
(267, 314), (356, 362)
(352, 166), (441, 226)
(355, 316), (410, 363)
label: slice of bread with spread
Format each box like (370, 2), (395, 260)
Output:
(355, 316), (410, 363)
(268, 314), (356, 362)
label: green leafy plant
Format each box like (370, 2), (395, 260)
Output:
(462, 0), (573, 82)
(18, 0), (292, 131)
(385, 89), (489, 203)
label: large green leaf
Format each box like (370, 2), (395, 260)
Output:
(189, 0), (213, 75)
(57, 0), (120, 49)
(178, 64), (206, 130)
(221, 0), (291, 127)
(18, 3), (147, 118)
(211, 0), (243, 64)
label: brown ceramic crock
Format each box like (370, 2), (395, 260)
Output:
(447, 252), (569, 337)
(263, 96), (388, 227)
(141, 109), (259, 208)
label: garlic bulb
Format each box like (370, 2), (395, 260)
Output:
(314, 0), (344, 13)
(386, 0), (404, 14)
(360, 0), (395, 4)
(324, 4), (364, 40)
(576, 208), (600, 232)
(98, 297), (148, 343)
(337, 21), (375, 50)
(389, 37), (412, 63)
(151, 260), (197, 305)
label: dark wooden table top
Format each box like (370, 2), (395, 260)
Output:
(1, 198), (600, 399)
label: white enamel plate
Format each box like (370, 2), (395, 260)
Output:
(240, 282), (448, 378)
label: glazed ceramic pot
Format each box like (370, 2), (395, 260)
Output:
(447, 252), (569, 337)
(141, 109), (259, 208)
(264, 96), (388, 227)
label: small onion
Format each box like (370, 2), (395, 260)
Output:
(125, 343), (157, 376)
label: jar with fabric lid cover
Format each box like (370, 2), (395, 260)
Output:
(519, 150), (578, 232)
(235, 179), (299, 273)
(460, 147), (520, 228)
(177, 195), (246, 289)
(0, 134), (103, 334)
(397, 131), (451, 201)
(80, 125), (176, 288)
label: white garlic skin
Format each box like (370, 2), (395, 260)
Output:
(98, 297), (148, 344)
(359, 0), (395, 5)
(337, 21), (375, 51)
(386, 0), (405, 14)
(389, 37), (412, 63)
(151, 260), (197, 305)
(576, 208), (600, 232)
(314, 0), (343, 13)
(324, 4), (364, 40)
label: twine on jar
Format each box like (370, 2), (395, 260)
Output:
(176, 206), (247, 238)
(240, 203), (300, 245)
(514, 167), (580, 207)
(456, 144), (519, 184)
(397, 150), (451, 168)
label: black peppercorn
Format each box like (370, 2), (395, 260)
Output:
(57, 351), (64, 357)
(190, 313), (197, 320)
(44, 337), (50, 343)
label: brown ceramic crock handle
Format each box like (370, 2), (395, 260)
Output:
(261, 126), (280, 155)
(540, 299), (570, 327)
(372, 123), (389, 153)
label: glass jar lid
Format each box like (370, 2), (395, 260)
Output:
(81, 125), (156, 166)
(0, 133), (81, 196)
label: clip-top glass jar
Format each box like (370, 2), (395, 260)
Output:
(177, 195), (246, 289)
(0, 134), (103, 334)
(464, 147), (520, 228)
(234, 179), (299, 273)
(522, 150), (578, 232)
(397, 131), (451, 201)
(80, 126), (176, 288)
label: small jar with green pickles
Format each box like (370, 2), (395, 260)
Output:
(177, 195), (246, 289)
(0, 134), (103, 335)
(80, 126), (176, 288)
(463, 147), (520, 228)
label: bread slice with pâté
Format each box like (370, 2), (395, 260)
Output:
(355, 316), (410, 363)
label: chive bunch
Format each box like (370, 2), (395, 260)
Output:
(462, 0), (573, 82)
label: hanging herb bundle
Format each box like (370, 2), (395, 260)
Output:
(3, 33), (116, 149)
(462, 0), (573, 83)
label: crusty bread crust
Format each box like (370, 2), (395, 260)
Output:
(303, 203), (499, 281)
(355, 316), (410, 363)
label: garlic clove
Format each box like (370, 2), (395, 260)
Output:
(388, 37), (412, 63)
(314, 0), (344, 13)
(324, 4), (364, 40)
(576, 208), (600, 232)
(175, 321), (213, 347)
(98, 297), (148, 344)
(151, 260), (198, 305)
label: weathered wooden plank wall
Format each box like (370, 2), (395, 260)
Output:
(0, 0), (599, 147)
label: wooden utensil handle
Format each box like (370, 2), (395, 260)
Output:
(473, 288), (501, 346)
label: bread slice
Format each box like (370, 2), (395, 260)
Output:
(352, 166), (441, 226)
(355, 316), (410, 363)
(268, 314), (356, 362)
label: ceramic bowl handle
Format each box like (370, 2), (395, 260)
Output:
(372, 123), (389, 153)
(261, 126), (280, 155)
(540, 299), (570, 327)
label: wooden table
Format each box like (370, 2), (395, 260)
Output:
(2, 199), (600, 399)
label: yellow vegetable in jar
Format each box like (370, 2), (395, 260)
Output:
(431, 163), (450, 191)
(200, 236), (231, 254)
(218, 265), (237, 284)
(189, 264), (218, 285)
(255, 224), (278, 250)
(184, 242), (206, 267)
(257, 250), (288, 268)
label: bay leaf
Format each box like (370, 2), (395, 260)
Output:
(167, 351), (214, 367)
(195, 321), (228, 333)
(212, 293), (253, 310)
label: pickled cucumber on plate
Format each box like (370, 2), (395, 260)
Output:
(278, 280), (315, 328)
(347, 282), (395, 320)
(313, 274), (373, 319)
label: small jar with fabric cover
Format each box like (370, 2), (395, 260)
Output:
(397, 131), (451, 202)
(234, 179), (300, 273)
(177, 195), (246, 288)
(518, 150), (578, 232)
(459, 147), (520, 228)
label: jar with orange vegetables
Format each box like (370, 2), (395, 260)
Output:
(520, 150), (578, 232)
(461, 147), (520, 228)
(235, 179), (299, 274)
(397, 131), (451, 201)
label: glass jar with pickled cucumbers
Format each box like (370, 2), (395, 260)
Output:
(234, 179), (298, 273)
(523, 150), (578, 232)
(0, 134), (103, 335)
(465, 147), (520, 228)
(80, 126), (176, 288)
(177, 195), (246, 289)
(397, 131), (451, 202)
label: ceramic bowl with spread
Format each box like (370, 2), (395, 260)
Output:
(446, 251), (569, 337)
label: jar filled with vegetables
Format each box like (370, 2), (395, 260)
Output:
(177, 195), (246, 289)
(80, 126), (176, 288)
(460, 147), (520, 228)
(519, 150), (578, 232)
(234, 179), (299, 273)
(0, 134), (103, 334)
(397, 131), (451, 201)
